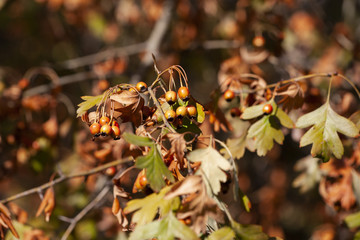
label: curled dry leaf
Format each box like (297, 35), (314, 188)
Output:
(166, 133), (187, 165)
(43, 114), (58, 139)
(0, 204), (19, 239)
(24, 229), (50, 240)
(239, 47), (270, 64)
(276, 82), (305, 112)
(8, 202), (28, 224)
(165, 176), (224, 234)
(109, 90), (145, 126)
(218, 56), (249, 92)
(206, 102), (232, 132)
(319, 159), (356, 210)
(36, 187), (55, 222)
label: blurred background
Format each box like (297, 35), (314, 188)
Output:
(1, 0), (360, 239)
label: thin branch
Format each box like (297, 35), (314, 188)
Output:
(60, 186), (110, 240)
(0, 157), (133, 204)
(59, 42), (147, 69)
(130, 0), (175, 84)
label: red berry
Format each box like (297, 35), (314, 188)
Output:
(89, 122), (101, 135)
(105, 166), (116, 176)
(100, 124), (112, 136)
(224, 90), (235, 102)
(99, 116), (110, 126)
(252, 35), (265, 48)
(139, 175), (147, 187)
(112, 121), (119, 127)
(262, 104), (273, 115)
(186, 105), (197, 119)
(165, 91), (177, 105)
(136, 82), (147, 92)
(176, 106), (187, 119)
(230, 108), (241, 117)
(165, 110), (176, 122)
(112, 125), (121, 140)
(178, 87), (190, 101)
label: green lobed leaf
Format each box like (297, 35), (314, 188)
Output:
(231, 221), (269, 240)
(187, 145), (232, 195)
(196, 102), (205, 123)
(247, 115), (284, 156)
(76, 94), (104, 117)
(241, 103), (267, 120)
(129, 212), (199, 240)
(207, 227), (235, 240)
(345, 211), (360, 229)
(122, 133), (153, 147)
(136, 145), (175, 191)
(296, 103), (359, 160)
(124, 186), (180, 226)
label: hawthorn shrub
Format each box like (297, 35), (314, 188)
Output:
(1, 1), (360, 240)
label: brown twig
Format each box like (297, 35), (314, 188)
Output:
(60, 186), (110, 240)
(0, 157), (133, 204)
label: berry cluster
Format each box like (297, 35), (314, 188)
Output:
(89, 116), (121, 140)
(164, 86), (197, 127)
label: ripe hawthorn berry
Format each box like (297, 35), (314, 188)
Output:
(224, 89), (235, 102)
(262, 104), (273, 115)
(165, 90), (177, 105)
(112, 125), (121, 140)
(100, 124), (112, 136)
(99, 116), (110, 126)
(186, 105), (197, 119)
(136, 82), (147, 92)
(105, 166), (116, 176)
(178, 87), (190, 101)
(112, 121), (119, 127)
(176, 106), (187, 119)
(252, 35), (265, 48)
(165, 109), (176, 122)
(90, 122), (101, 136)
(230, 107), (241, 117)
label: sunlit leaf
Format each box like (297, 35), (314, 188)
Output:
(345, 211), (360, 229)
(129, 212), (199, 240)
(196, 102), (205, 123)
(207, 227), (235, 240)
(136, 145), (175, 191)
(296, 103), (359, 161)
(123, 133), (153, 147)
(76, 94), (104, 117)
(350, 110), (360, 130)
(187, 146), (232, 195)
(247, 115), (284, 156)
(221, 135), (247, 159)
(292, 156), (322, 193)
(124, 186), (180, 226)
(231, 221), (269, 240)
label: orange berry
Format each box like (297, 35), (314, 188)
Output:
(176, 106), (187, 119)
(230, 108), (241, 117)
(112, 125), (121, 140)
(100, 124), (112, 136)
(139, 175), (147, 187)
(178, 87), (190, 101)
(90, 122), (101, 135)
(165, 110), (176, 122)
(99, 116), (110, 126)
(252, 35), (265, 48)
(186, 105), (197, 119)
(112, 121), (119, 127)
(262, 104), (273, 115)
(136, 82), (147, 92)
(223, 90), (235, 102)
(165, 91), (177, 105)
(105, 166), (116, 176)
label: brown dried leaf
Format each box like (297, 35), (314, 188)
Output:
(277, 82), (305, 112)
(240, 47), (270, 64)
(165, 176), (224, 234)
(206, 102), (232, 132)
(0, 203), (11, 218)
(8, 202), (28, 224)
(36, 187), (55, 222)
(319, 160), (356, 210)
(166, 133), (187, 164)
(0, 212), (19, 238)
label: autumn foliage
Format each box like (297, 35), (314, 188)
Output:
(1, 0), (360, 240)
